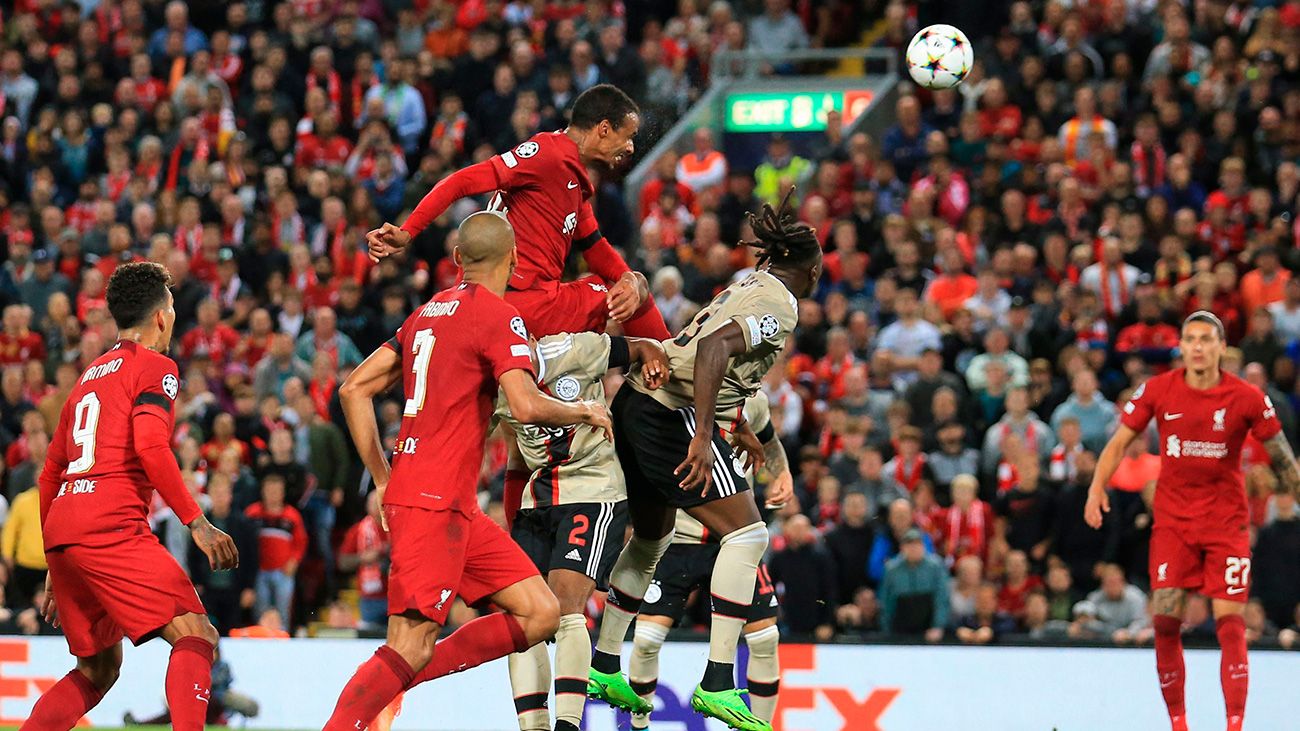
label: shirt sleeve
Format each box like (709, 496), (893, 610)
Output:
(133, 354), (180, 426)
(1119, 376), (1158, 433)
(1246, 386), (1283, 442)
(480, 298), (536, 380)
(487, 137), (546, 192)
(732, 288), (796, 356)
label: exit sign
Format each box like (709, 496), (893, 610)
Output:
(724, 90), (874, 132)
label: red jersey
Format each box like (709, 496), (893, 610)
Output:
(1119, 368), (1281, 530)
(42, 341), (186, 549)
(486, 132), (598, 290)
(0, 330), (45, 365)
(244, 502), (308, 571)
(180, 324), (240, 365)
(340, 514), (389, 599)
(383, 283), (534, 514)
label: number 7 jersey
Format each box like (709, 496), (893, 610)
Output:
(383, 282), (535, 515)
(42, 340), (181, 549)
(630, 270), (797, 434)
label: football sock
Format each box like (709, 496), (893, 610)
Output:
(1153, 614), (1186, 722)
(165, 636), (215, 731)
(553, 613), (592, 729)
(324, 645), (413, 731)
(508, 643), (551, 731)
(593, 533), (673, 671)
(628, 621), (669, 730)
(702, 522), (768, 692)
(622, 294), (672, 340)
(554, 722), (581, 731)
(410, 612), (530, 687)
(1217, 614), (1248, 724)
(745, 625), (781, 721)
(20, 669), (104, 731)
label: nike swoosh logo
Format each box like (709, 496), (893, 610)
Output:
(1227, 587), (1246, 595)
(1160, 680), (1176, 688)
(1164, 413), (1183, 420)
(567, 181), (578, 189)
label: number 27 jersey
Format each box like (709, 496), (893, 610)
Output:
(383, 283), (535, 515)
(1119, 368), (1280, 530)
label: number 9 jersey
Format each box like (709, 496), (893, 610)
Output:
(41, 340), (185, 550)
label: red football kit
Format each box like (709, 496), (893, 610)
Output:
(39, 341), (205, 656)
(381, 283), (539, 623)
(399, 131), (669, 339)
(1119, 368), (1281, 602)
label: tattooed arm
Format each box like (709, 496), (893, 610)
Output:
(760, 431), (793, 508)
(1264, 433), (1300, 498)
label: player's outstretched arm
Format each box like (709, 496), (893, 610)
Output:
(339, 346), (404, 507)
(500, 369), (612, 440)
(1263, 433), (1300, 498)
(368, 161), (501, 260)
(1085, 424), (1140, 529)
(624, 336), (669, 389)
(678, 321), (748, 494)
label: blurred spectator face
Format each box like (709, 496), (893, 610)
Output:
(1006, 551), (1029, 581)
(901, 536), (925, 563)
(1046, 565), (1071, 593)
(1058, 419), (1081, 447)
(887, 499), (913, 536)
(841, 492), (868, 525)
(1071, 370), (1097, 399)
(952, 475), (977, 508)
(785, 514), (813, 547)
(261, 475), (286, 509)
(1025, 593), (1049, 628)
(1005, 387), (1029, 416)
(955, 555), (982, 587)
(1276, 492), (1296, 520)
(1100, 566), (1126, 600)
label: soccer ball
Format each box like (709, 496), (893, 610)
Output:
(906, 24), (974, 90)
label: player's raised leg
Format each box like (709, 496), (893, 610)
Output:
(21, 632), (121, 731)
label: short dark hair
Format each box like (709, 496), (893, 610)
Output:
(1182, 310), (1225, 341)
(570, 84), (639, 130)
(106, 261), (171, 329)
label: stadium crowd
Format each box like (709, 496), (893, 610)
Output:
(0, 0), (1298, 651)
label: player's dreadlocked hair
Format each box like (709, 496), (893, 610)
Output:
(741, 187), (821, 268)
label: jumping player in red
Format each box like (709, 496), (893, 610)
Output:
(1086, 311), (1300, 731)
(28, 262), (238, 731)
(322, 211), (614, 731)
(364, 83), (671, 342)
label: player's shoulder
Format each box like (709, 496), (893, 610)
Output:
(1221, 370), (1266, 402)
(1134, 369), (1177, 401)
(504, 131), (564, 164)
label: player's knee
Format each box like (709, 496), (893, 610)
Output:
(520, 585), (561, 643)
(744, 623), (780, 659)
(77, 651), (122, 692)
(720, 522), (768, 553)
(631, 621), (668, 662)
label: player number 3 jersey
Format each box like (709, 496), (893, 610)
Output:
(632, 270), (797, 434)
(1119, 368), (1280, 529)
(495, 332), (627, 509)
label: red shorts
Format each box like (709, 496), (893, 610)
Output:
(45, 533), (205, 657)
(505, 276), (609, 338)
(1149, 524), (1252, 602)
(385, 505), (538, 624)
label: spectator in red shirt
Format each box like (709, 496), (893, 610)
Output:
(812, 328), (857, 404)
(924, 249), (980, 319)
(1115, 296), (1180, 371)
(202, 412), (252, 465)
(180, 298), (240, 366)
(940, 474), (994, 564)
(245, 473), (308, 627)
(236, 308), (276, 370)
(977, 78), (1021, 140)
(998, 549), (1043, 621)
(0, 305), (45, 366)
(1240, 246), (1292, 317)
(295, 109), (353, 172)
(339, 490), (390, 628)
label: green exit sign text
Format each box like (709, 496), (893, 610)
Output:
(725, 90), (874, 132)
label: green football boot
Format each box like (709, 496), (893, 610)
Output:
(587, 668), (654, 714)
(689, 685), (772, 731)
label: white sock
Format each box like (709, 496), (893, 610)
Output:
(744, 625), (781, 721)
(628, 621), (669, 730)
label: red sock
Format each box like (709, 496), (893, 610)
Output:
(166, 637), (215, 731)
(621, 294), (671, 340)
(409, 612), (529, 688)
(504, 469), (529, 529)
(325, 646), (414, 731)
(1153, 614), (1185, 723)
(1216, 614), (1248, 724)
(20, 669), (103, 731)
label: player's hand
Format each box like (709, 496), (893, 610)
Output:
(1084, 487), (1110, 529)
(639, 341), (669, 390)
(730, 423), (765, 474)
(764, 470), (794, 509)
(607, 272), (649, 322)
(579, 400), (614, 442)
(366, 222), (412, 262)
(41, 574), (59, 628)
(191, 515), (240, 571)
(676, 434), (715, 495)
